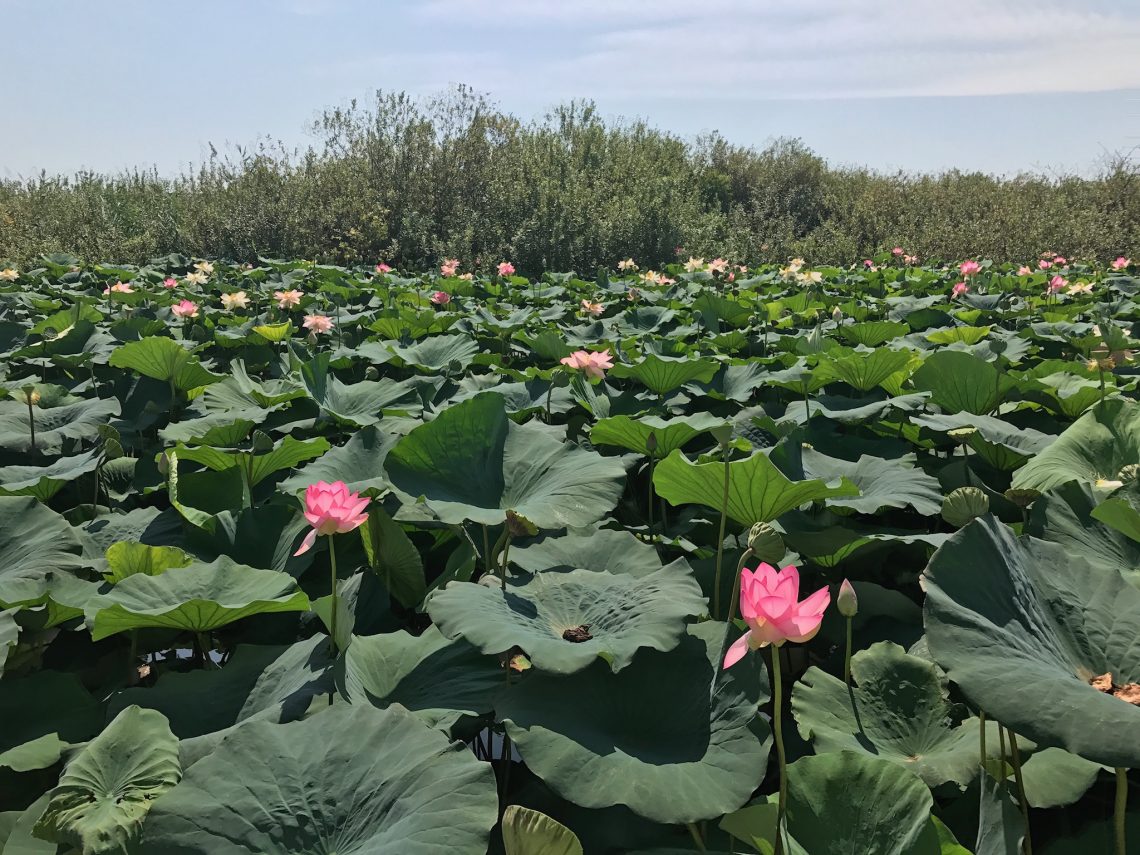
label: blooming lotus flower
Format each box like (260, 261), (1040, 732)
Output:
(1113, 257), (1131, 271)
(171, 299), (199, 319)
(220, 291), (249, 310)
(684, 256), (706, 273)
(1067, 281), (1093, 296)
(163, 277), (178, 289)
(723, 563), (830, 667)
(959, 260), (981, 277)
(184, 271), (209, 286)
(708, 257), (729, 274)
(375, 263), (392, 274)
(104, 281), (134, 295)
(1018, 265), (1033, 276)
(303, 313), (334, 333)
(497, 261), (515, 277)
(293, 480), (370, 556)
(560, 349), (613, 380)
(430, 290), (451, 306)
(892, 247), (904, 256)
(863, 259), (874, 268)
(440, 258), (460, 277)
(1054, 256), (1067, 266)
(796, 270), (823, 285)
(903, 254), (918, 265)
(458, 272), (474, 281)
(951, 282), (970, 298)
(193, 261), (214, 275)
(1047, 275), (1067, 293)
(617, 258), (638, 271)
(1038, 259), (1053, 270)
(581, 299), (604, 316)
(0, 268), (19, 282)
(275, 289), (303, 309)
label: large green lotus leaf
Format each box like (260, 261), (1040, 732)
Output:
(798, 448), (943, 516)
(608, 354), (719, 395)
(686, 361), (769, 403)
(278, 425), (401, 496)
(911, 350), (1016, 415)
(34, 706), (180, 855)
(388, 333), (481, 370)
(911, 411), (1054, 459)
(0, 447), (102, 501)
(839, 321), (910, 347)
(923, 515), (1140, 768)
(1024, 371), (1105, 419)
(138, 704), (498, 855)
(590, 413), (729, 458)
(337, 626), (500, 729)
(1012, 398), (1140, 491)
(792, 642), (987, 788)
(157, 409), (263, 446)
(692, 292), (752, 329)
(308, 375), (422, 426)
(1090, 497), (1140, 544)
(103, 541), (192, 583)
(1020, 747), (1103, 809)
(108, 336), (223, 391)
(501, 806), (583, 855)
(0, 672), (102, 767)
(357, 505), (426, 608)
(0, 609), (16, 675)
(653, 449), (858, 527)
(386, 392), (626, 529)
(83, 507), (185, 554)
(775, 392), (929, 426)
(975, 768), (1024, 855)
(450, 378), (575, 417)
(108, 637), (332, 739)
(1026, 481), (1140, 585)
(201, 361), (308, 410)
(185, 505), (312, 574)
(498, 622), (771, 824)
(0, 397), (120, 454)
(85, 557), (309, 640)
(428, 561), (704, 674)
(813, 347), (915, 391)
(173, 435), (330, 488)
(0, 793), (56, 855)
(511, 526), (664, 577)
(0, 496), (91, 607)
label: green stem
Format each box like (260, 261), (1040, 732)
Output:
(647, 456), (655, 536)
(727, 548), (754, 625)
(329, 536), (340, 654)
(499, 731), (513, 803)
(771, 647), (788, 855)
(998, 726), (1007, 776)
(1115, 768), (1128, 855)
(1007, 729), (1032, 855)
(979, 711), (987, 769)
(26, 397), (36, 453)
(843, 616), (853, 685)
(713, 450), (731, 619)
(482, 525), (492, 577)
(92, 461), (102, 514)
(127, 630), (138, 685)
(196, 632), (214, 669)
(686, 823), (708, 853)
(489, 527), (511, 583)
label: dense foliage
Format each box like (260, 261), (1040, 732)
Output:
(2, 87), (1138, 271)
(0, 249), (1139, 853)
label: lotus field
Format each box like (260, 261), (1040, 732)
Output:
(3, 250), (1140, 854)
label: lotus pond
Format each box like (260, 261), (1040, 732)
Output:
(0, 252), (1138, 854)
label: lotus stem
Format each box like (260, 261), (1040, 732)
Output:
(92, 461), (102, 514)
(647, 455), (655, 536)
(843, 616), (853, 686)
(329, 535), (340, 655)
(771, 646), (789, 855)
(545, 380), (553, 424)
(489, 527), (511, 583)
(482, 524), (492, 577)
(127, 630), (138, 685)
(979, 711), (987, 770)
(1007, 728), (1031, 855)
(686, 823), (707, 852)
(196, 632), (215, 669)
(713, 450), (731, 619)
(998, 726), (1007, 776)
(727, 548), (753, 626)
(1115, 768), (1128, 855)
(499, 730), (513, 803)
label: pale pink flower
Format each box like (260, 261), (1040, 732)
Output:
(723, 563), (830, 667)
(163, 277), (178, 289)
(293, 480), (370, 556)
(903, 254), (918, 265)
(103, 281), (134, 295)
(737, 264), (749, 274)
(375, 263), (392, 274)
(184, 271), (209, 287)
(581, 299), (604, 316)
(193, 261), (215, 275)
(275, 289), (303, 309)
(1054, 256), (1067, 266)
(440, 258), (460, 277)
(951, 282), (970, 298)
(617, 258), (638, 272)
(708, 258), (729, 274)
(1113, 257), (1131, 271)
(863, 259), (874, 268)
(684, 256), (706, 273)
(892, 247), (904, 256)
(220, 291), (249, 311)
(458, 272), (474, 281)
(171, 299), (199, 319)
(303, 313), (334, 334)
(0, 268), (19, 282)
(1048, 275), (1067, 293)
(1017, 265), (1033, 276)
(560, 349), (613, 380)
(1067, 281), (1093, 296)
(1038, 259), (1053, 270)
(727, 272), (735, 282)
(959, 260), (981, 277)
(497, 261), (515, 277)
(430, 291), (451, 306)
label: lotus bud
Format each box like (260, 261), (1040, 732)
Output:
(837, 579), (858, 618)
(645, 432), (658, 454)
(710, 423), (734, 448)
(747, 522), (785, 564)
(831, 306), (842, 322)
(364, 366), (379, 380)
(156, 452), (171, 476)
(941, 487), (989, 527)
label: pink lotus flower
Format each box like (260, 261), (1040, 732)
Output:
(220, 291), (249, 311)
(275, 289), (303, 309)
(959, 260), (981, 277)
(1054, 256), (1067, 266)
(708, 257), (729, 274)
(723, 563), (830, 667)
(375, 263), (392, 274)
(892, 247), (904, 256)
(440, 258), (460, 277)
(163, 277), (177, 289)
(497, 261), (515, 277)
(1018, 265), (1033, 276)
(171, 299), (199, 319)
(951, 282), (969, 298)
(560, 349), (613, 380)
(303, 313), (334, 334)
(580, 299), (604, 316)
(903, 254), (918, 265)
(103, 281), (134, 295)
(1048, 274), (1067, 293)
(1038, 259), (1053, 270)
(430, 291), (451, 306)
(1113, 257), (1131, 271)
(293, 480), (370, 556)
(863, 259), (874, 268)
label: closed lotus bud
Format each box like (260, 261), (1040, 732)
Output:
(837, 579), (858, 618)
(645, 432), (658, 454)
(831, 306), (842, 322)
(747, 522), (785, 564)
(942, 487), (989, 527)
(156, 452), (171, 476)
(364, 366), (380, 380)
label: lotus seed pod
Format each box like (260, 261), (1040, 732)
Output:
(505, 510), (538, 539)
(837, 578), (858, 618)
(710, 423), (734, 448)
(942, 486), (990, 527)
(1119, 464), (1140, 483)
(947, 427), (977, 446)
(364, 366), (379, 380)
(747, 522), (785, 564)
(1003, 487), (1040, 509)
(552, 370), (570, 388)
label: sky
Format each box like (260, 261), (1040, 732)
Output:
(2, 0), (1139, 179)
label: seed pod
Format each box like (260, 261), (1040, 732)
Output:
(747, 522), (785, 565)
(942, 486), (990, 527)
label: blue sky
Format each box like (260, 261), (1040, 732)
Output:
(3, 0), (1139, 179)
